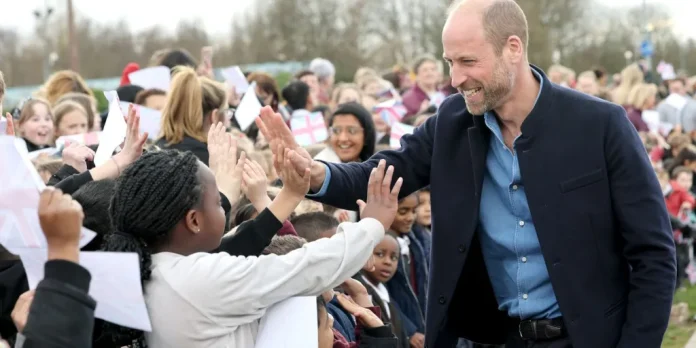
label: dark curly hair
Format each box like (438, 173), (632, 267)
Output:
(98, 149), (204, 346)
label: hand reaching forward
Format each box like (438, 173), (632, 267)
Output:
(242, 159), (271, 211)
(356, 160), (403, 230)
(62, 143), (95, 173)
(277, 146), (311, 198)
(38, 187), (83, 262)
(208, 122), (245, 204)
(335, 293), (384, 329)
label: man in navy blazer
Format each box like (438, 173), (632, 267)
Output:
(256, 0), (676, 347)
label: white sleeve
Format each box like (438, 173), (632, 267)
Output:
(159, 217), (384, 323)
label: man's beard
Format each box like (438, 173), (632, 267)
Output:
(461, 61), (514, 116)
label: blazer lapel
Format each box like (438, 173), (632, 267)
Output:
(468, 115), (489, 199)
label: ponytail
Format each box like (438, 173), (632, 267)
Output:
(158, 66), (205, 144)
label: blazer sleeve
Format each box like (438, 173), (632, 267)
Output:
(21, 260), (96, 348)
(47, 165), (79, 187)
(216, 208), (283, 257)
(308, 107), (438, 211)
(605, 104), (677, 348)
(53, 171), (94, 195)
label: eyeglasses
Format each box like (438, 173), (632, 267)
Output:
(330, 126), (363, 136)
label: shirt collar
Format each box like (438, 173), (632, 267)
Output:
(483, 68), (543, 133)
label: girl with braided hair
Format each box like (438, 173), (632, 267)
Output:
(100, 122), (403, 347)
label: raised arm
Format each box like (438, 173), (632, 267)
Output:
(256, 105), (436, 211)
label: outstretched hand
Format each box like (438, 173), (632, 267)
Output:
(256, 106), (314, 178)
(356, 160), (403, 230)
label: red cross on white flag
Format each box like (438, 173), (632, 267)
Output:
(291, 111), (328, 146)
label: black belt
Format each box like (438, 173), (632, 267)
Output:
(513, 317), (567, 341)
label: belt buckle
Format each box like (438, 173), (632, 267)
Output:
(518, 320), (527, 338)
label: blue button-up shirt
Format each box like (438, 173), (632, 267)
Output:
(478, 69), (561, 320)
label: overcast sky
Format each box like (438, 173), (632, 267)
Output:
(2, 0), (695, 39)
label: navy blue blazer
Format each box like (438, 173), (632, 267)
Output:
(311, 66), (676, 348)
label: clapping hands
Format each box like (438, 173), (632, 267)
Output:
(242, 159), (272, 211)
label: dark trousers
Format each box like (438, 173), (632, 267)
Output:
(505, 334), (572, 348)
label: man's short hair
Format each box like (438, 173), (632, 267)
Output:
(448, 0), (528, 56)
(295, 70), (316, 80)
(262, 235), (307, 255)
(281, 81), (310, 111)
(290, 212), (339, 242)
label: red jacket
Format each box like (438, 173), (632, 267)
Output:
(665, 181), (695, 217)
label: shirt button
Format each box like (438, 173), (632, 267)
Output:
(519, 220), (525, 227)
(458, 244), (466, 253)
(522, 294), (529, 300)
(521, 257), (527, 263)
(512, 185), (518, 190)
(438, 296), (446, 304)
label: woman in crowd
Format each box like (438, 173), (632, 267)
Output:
(315, 102), (376, 164)
(625, 83), (658, 132)
(38, 70), (94, 106)
(612, 63), (645, 108)
(155, 66), (228, 166)
(401, 55), (440, 117)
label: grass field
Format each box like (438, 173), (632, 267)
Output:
(663, 286), (696, 348)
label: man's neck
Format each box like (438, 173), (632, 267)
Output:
(494, 67), (540, 133)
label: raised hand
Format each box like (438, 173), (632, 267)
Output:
(242, 159), (271, 211)
(207, 122), (245, 204)
(341, 278), (372, 307)
(4, 112), (15, 136)
(38, 187), (83, 262)
(62, 143), (95, 173)
(11, 290), (34, 333)
(256, 107), (324, 189)
(356, 160), (403, 230)
(112, 104), (148, 170)
(277, 147), (311, 198)
(335, 293), (385, 329)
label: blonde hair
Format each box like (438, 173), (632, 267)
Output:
(55, 93), (97, 130)
(40, 70), (94, 106)
(627, 83), (658, 110)
(53, 100), (88, 139)
(18, 98), (53, 126)
(612, 64), (644, 106)
(354, 67), (378, 85)
(331, 83), (363, 106)
(358, 75), (386, 92)
(158, 67), (227, 144)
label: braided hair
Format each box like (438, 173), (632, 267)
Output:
(99, 150), (204, 347)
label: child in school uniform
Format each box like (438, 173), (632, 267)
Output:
(356, 233), (410, 348)
(385, 193), (428, 348)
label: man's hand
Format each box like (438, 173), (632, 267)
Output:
(38, 187), (83, 263)
(62, 143), (95, 173)
(11, 290), (34, 333)
(256, 106), (326, 191)
(356, 160), (403, 230)
(409, 333), (425, 348)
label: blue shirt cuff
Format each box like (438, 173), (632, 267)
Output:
(306, 164), (331, 197)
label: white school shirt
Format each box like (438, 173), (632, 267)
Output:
(144, 218), (385, 348)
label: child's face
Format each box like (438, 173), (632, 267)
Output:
(57, 110), (89, 137)
(415, 191), (431, 227)
(317, 305), (334, 348)
(366, 236), (399, 284)
(677, 172), (693, 191)
(391, 194), (418, 234)
(20, 103), (54, 146)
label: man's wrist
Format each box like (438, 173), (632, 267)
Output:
(310, 161), (327, 191)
